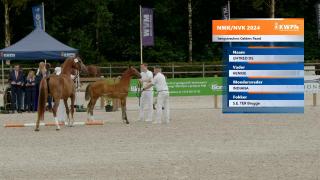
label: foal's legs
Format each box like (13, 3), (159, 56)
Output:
(63, 99), (70, 126)
(86, 100), (92, 121)
(120, 98), (129, 124)
(87, 97), (97, 121)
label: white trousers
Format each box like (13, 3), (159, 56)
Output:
(56, 99), (66, 122)
(139, 90), (153, 121)
(156, 91), (170, 123)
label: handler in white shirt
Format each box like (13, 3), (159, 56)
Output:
(139, 63), (153, 122)
(143, 65), (169, 124)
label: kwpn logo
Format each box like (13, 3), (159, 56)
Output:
(274, 22), (300, 32)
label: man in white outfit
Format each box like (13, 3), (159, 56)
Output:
(143, 65), (169, 124)
(139, 63), (153, 122)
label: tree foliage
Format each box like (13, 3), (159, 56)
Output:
(0, 0), (317, 63)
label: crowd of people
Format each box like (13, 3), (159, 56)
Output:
(8, 62), (52, 113)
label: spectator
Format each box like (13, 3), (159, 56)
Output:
(34, 62), (46, 110)
(35, 62), (52, 110)
(8, 64), (24, 113)
(24, 70), (36, 112)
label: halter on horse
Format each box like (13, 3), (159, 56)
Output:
(85, 66), (141, 124)
(35, 56), (86, 131)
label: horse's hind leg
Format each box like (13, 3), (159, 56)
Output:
(63, 99), (70, 126)
(35, 117), (41, 131)
(88, 97), (97, 121)
(87, 99), (92, 121)
(52, 98), (60, 130)
(120, 98), (129, 124)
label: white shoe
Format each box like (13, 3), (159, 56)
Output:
(145, 119), (152, 122)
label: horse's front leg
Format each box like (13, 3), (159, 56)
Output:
(120, 98), (129, 124)
(63, 99), (70, 126)
(52, 98), (60, 131)
(70, 94), (75, 127)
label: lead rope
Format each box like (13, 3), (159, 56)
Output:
(136, 81), (142, 107)
(74, 70), (80, 106)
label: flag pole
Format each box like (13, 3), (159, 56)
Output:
(42, 2), (45, 31)
(228, 0), (231, 47)
(42, 2), (46, 65)
(140, 5), (143, 64)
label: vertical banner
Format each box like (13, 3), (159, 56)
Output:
(222, 1), (230, 20)
(32, 4), (44, 30)
(141, 7), (154, 46)
(221, 4), (229, 20)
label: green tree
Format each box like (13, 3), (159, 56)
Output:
(1, 0), (28, 47)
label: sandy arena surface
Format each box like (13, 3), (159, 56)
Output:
(0, 95), (319, 180)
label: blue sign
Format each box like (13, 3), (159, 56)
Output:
(223, 47), (304, 113)
(32, 5), (44, 30)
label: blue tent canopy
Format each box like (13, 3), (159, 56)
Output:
(0, 28), (77, 60)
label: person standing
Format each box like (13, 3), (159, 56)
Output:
(8, 64), (24, 113)
(24, 70), (36, 112)
(143, 65), (170, 124)
(35, 62), (45, 110)
(138, 63), (153, 122)
(35, 62), (49, 111)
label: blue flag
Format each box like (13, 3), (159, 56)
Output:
(141, 7), (154, 46)
(32, 4), (44, 30)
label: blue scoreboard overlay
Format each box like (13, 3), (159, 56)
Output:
(222, 46), (304, 113)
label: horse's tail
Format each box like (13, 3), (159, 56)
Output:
(85, 84), (91, 101)
(37, 77), (49, 121)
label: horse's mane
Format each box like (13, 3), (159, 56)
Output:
(62, 57), (74, 66)
(60, 57), (77, 75)
(120, 67), (132, 79)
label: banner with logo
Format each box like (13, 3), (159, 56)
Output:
(221, 4), (229, 20)
(141, 7), (154, 46)
(128, 77), (223, 97)
(32, 4), (44, 30)
(305, 76), (320, 93)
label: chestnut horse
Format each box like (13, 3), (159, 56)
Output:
(85, 66), (141, 124)
(35, 57), (86, 131)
